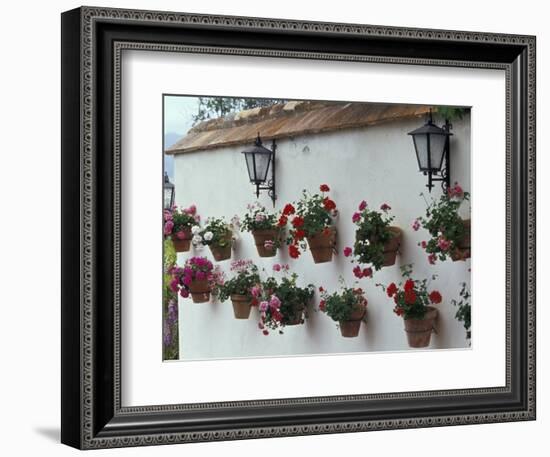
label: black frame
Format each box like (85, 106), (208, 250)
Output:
(61, 6), (536, 450)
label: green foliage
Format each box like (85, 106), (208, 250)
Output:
(198, 218), (232, 247)
(164, 238), (177, 271)
(275, 275), (314, 323)
(170, 210), (196, 232)
(353, 204), (395, 271)
(320, 285), (367, 323)
(417, 185), (470, 262)
(293, 189), (334, 237)
(452, 282), (471, 340)
(241, 202), (280, 232)
(163, 238), (178, 360)
(193, 97), (287, 125)
(218, 262), (260, 302)
(261, 273), (314, 332)
(435, 106), (467, 121)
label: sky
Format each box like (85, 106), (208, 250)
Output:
(164, 95), (200, 137)
(163, 95), (200, 179)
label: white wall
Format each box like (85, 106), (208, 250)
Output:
(174, 113), (471, 359)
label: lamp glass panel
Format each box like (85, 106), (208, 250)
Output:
(428, 133), (447, 171)
(254, 152), (272, 183)
(164, 187), (173, 209)
(413, 134), (429, 170)
(244, 152), (257, 183)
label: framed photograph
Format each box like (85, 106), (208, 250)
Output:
(61, 6), (536, 449)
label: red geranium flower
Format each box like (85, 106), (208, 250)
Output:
(386, 282), (398, 297)
(343, 247), (352, 257)
(294, 229), (306, 240)
(282, 203), (295, 216)
(289, 244), (300, 259)
(393, 306), (405, 317)
(429, 290), (442, 304)
(320, 184), (330, 192)
(362, 267), (373, 278)
(278, 215), (288, 227)
(404, 279), (415, 292)
(404, 289), (417, 305)
(319, 300), (326, 311)
(323, 197), (336, 211)
(292, 216), (304, 228)
(353, 266), (363, 278)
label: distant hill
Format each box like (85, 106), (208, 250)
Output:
(164, 132), (181, 179)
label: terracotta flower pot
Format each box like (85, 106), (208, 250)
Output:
(285, 303), (306, 326)
(230, 294), (252, 319)
(209, 233), (232, 262)
(306, 227), (336, 264)
(404, 306), (438, 348)
(251, 229), (279, 257)
(339, 306), (366, 338)
(450, 219), (471, 261)
(187, 279), (211, 303)
(171, 229), (192, 252)
(382, 226), (402, 267)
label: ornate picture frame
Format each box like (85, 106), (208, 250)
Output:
(61, 6), (536, 449)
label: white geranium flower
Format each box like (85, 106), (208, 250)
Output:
(191, 225), (200, 234)
(192, 234), (203, 245)
(203, 231), (214, 241)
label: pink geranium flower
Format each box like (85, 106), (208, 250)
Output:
(343, 247), (353, 257)
(437, 237), (451, 251)
(164, 220), (174, 235)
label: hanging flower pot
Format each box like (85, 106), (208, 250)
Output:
(252, 229), (279, 257)
(230, 294), (252, 319)
(282, 185), (338, 263)
(404, 306), (438, 348)
(348, 201), (400, 271)
(339, 305), (366, 338)
(257, 272), (314, 335)
(450, 219), (471, 261)
(209, 234), (232, 262)
(379, 266), (443, 348)
(306, 226), (336, 264)
(285, 302), (306, 326)
(414, 183), (471, 264)
(193, 218), (236, 263)
(218, 260), (260, 319)
(163, 205), (200, 253)
(171, 229), (192, 252)
(382, 227), (402, 266)
(319, 285), (368, 338)
(187, 279), (211, 303)
(168, 256), (214, 304)
(241, 202), (281, 257)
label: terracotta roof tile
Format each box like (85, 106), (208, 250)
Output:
(166, 101), (431, 155)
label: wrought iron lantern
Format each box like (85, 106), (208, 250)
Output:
(163, 172), (175, 209)
(242, 133), (277, 206)
(408, 109), (453, 192)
